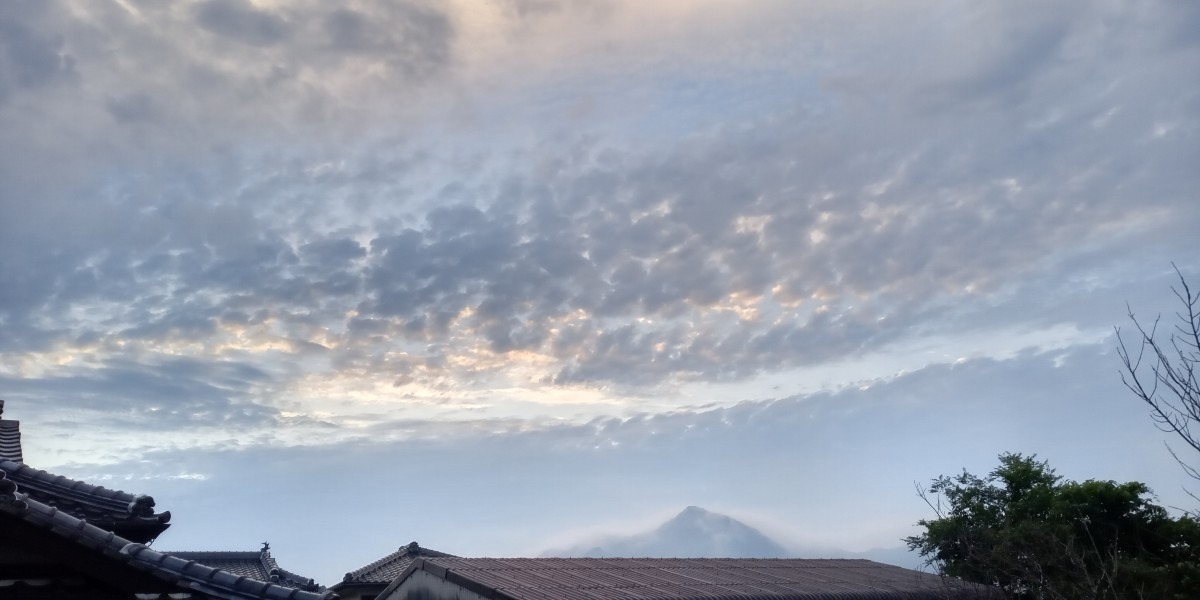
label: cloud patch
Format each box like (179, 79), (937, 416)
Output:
(193, 0), (291, 47)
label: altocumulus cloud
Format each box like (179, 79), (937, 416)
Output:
(0, 0), (1196, 460)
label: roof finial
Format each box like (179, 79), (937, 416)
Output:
(261, 541), (271, 554)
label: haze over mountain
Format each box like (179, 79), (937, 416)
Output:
(546, 506), (922, 569)
(548, 506), (792, 558)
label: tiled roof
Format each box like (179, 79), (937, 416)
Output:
(339, 541), (457, 585)
(380, 557), (995, 600)
(173, 547), (324, 592)
(0, 468), (338, 600)
(0, 400), (23, 463)
(0, 458), (172, 543)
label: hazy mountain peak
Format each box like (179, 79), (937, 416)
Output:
(659, 506), (739, 536)
(548, 507), (790, 558)
(676, 506), (712, 520)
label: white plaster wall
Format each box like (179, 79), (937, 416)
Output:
(379, 569), (493, 600)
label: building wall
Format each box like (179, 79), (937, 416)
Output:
(379, 569), (491, 600)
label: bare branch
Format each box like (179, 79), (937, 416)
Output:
(1119, 267), (1200, 496)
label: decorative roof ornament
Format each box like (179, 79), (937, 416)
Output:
(129, 494), (157, 517)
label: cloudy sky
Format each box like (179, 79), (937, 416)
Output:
(2, 0), (1198, 584)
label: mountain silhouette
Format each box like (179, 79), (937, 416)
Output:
(548, 506), (791, 558)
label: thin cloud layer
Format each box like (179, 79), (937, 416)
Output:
(51, 344), (1191, 583)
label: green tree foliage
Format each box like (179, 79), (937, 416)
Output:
(906, 453), (1200, 599)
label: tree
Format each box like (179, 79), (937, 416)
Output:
(1117, 265), (1200, 494)
(906, 453), (1200, 599)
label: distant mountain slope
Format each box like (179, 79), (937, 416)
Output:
(843, 546), (924, 571)
(791, 544), (924, 571)
(547, 506), (791, 558)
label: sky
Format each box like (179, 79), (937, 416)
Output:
(1, 0), (1198, 585)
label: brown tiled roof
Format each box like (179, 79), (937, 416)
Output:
(338, 541), (457, 586)
(173, 547), (325, 592)
(0, 459), (171, 543)
(0, 469), (337, 600)
(380, 557), (995, 600)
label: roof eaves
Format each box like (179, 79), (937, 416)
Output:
(341, 547), (412, 583)
(173, 551), (266, 559)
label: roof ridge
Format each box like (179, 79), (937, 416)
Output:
(344, 546), (412, 581)
(261, 546), (283, 573)
(262, 547), (321, 588)
(168, 549), (324, 591)
(0, 459), (172, 543)
(340, 542), (458, 585)
(0, 460), (141, 505)
(0, 470), (336, 600)
(173, 550), (265, 557)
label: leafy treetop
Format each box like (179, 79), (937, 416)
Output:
(906, 453), (1200, 599)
